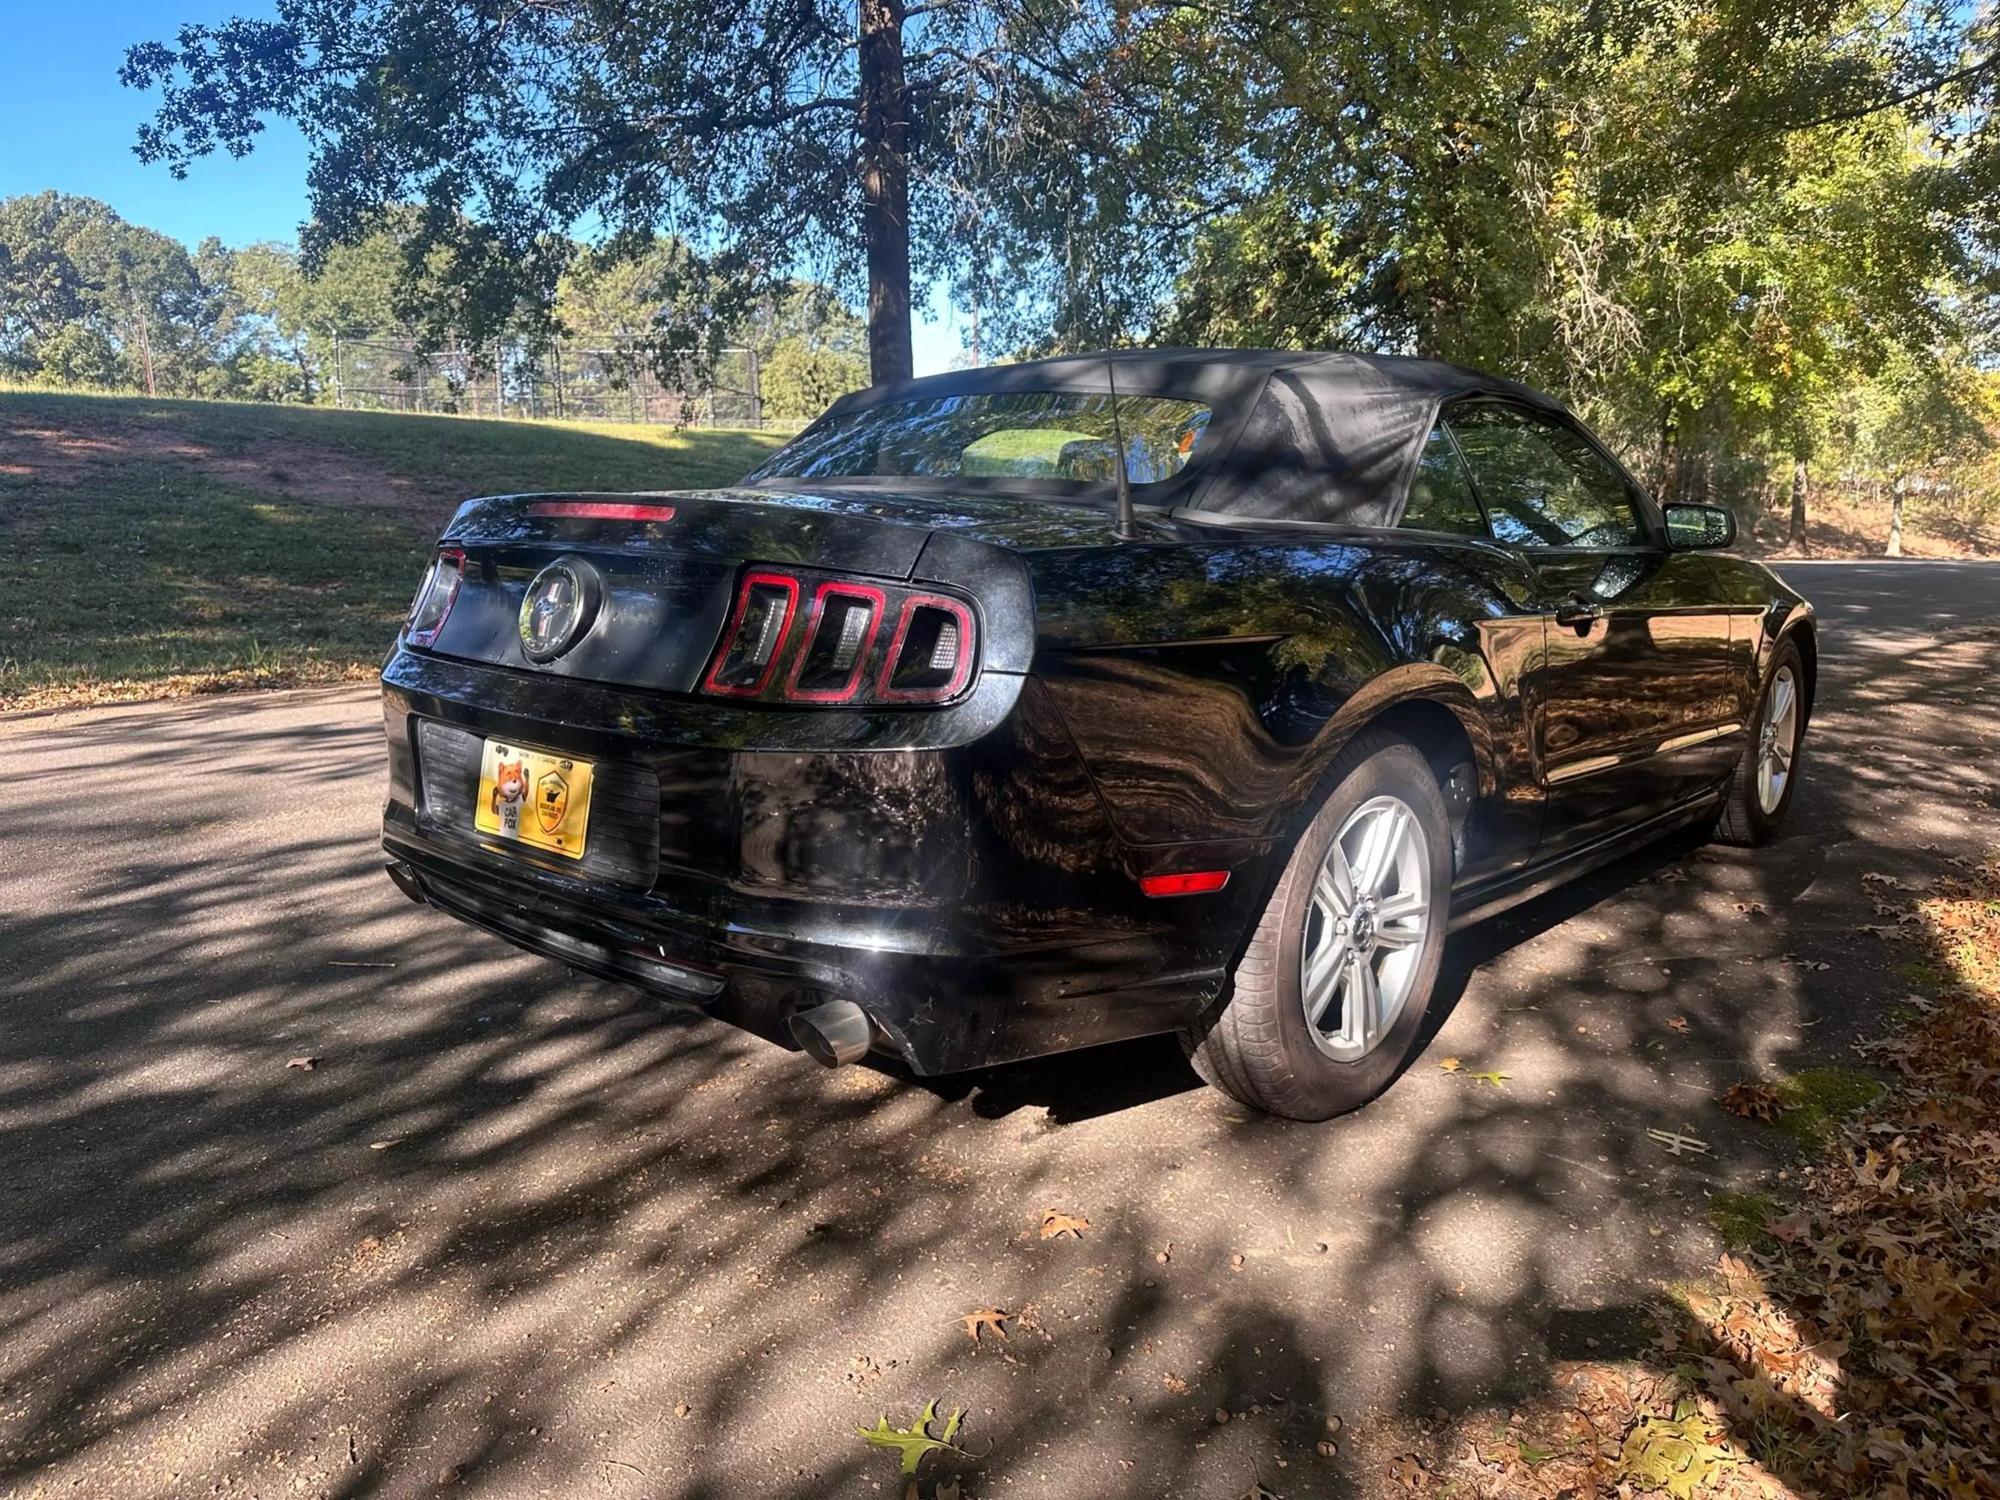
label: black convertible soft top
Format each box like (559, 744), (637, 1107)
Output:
(804, 347), (1565, 528)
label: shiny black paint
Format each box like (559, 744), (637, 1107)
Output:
(381, 474), (1813, 1078)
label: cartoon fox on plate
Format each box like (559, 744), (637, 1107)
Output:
(490, 758), (528, 834)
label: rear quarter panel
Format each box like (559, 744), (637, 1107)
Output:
(1024, 532), (1547, 887)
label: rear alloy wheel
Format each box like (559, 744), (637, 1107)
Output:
(1300, 796), (1432, 1061)
(1712, 639), (1805, 847)
(1184, 728), (1451, 1120)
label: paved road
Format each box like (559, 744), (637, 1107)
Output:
(3, 561), (1997, 1500)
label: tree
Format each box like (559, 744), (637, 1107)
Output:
(0, 192), (218, 394)
(761, 337), (870, 418)
(1059, 1), (1995, 524)
(122, 0), (1128, 385)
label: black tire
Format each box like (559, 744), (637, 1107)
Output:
(1182, 728), (1452, 1121)
(1712, 638), (1805, 848)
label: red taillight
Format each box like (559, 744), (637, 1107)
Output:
(1139, 870), (1231, 897)
(701, 566), (978, 708)
(528, 501), (679, 523)
(876, 595), (975, 703)
(405, 547), (465, 648)
(784, 582), (887, 703)
(703, 571), (800, 696)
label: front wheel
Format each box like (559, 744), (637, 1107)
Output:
(1182, 728), (1451, 1120)
(1712, 639), (1805, 847)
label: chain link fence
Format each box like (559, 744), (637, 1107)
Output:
(329, 334), (768, 426)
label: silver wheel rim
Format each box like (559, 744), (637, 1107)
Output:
(1756, 665), (1798, 815)
(1300, 795), (1431, 1062)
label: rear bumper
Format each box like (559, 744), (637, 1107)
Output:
(380, 649), (1267, 1074)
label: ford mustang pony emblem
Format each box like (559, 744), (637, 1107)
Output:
(518, 558), (602, 662)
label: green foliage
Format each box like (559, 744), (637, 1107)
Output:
(121, 0), (1122, 381)
(1707, 1190), (1780, 1252)
(1008, 1), (2000, 527)
(1774, 1068), (1886, 1145)
(1, 195), (867, 417)
(760, 338), (869, 420)
(0, 192), (217, 394)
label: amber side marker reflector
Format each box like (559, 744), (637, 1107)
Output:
(1139, 870), (1231, 897)
(527, 500), (678, 522)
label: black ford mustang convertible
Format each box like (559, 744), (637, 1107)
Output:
(380, 349), (1813, 1119)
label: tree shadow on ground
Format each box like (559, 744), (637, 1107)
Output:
(0, 599), (1993, 1498)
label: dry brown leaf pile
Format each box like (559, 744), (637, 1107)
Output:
(1379, 860), (2000, 1499)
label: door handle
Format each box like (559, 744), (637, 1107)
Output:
(1554, 596), (1603, 628)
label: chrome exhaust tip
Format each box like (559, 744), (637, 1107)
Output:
(788, 999), (874, 1068)
(384, 860), (427, 906)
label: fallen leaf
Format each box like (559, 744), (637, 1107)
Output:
(1438, 1056), (1462, 1074)
(1667, 1016), (1690, 1034)
(1388, 1453), (1428, 1488)
(1620, 1410), (1737, 1497)
(1162, 1371), (1191, 1395)
(1039, 1210), (1089, 1240)
(1469, 1070), (1510, 1087)
(959, 1307), (1009, 1344)
(286, 1056), (318, 1071)
(1716, 1081), (1785, 1121)
(858, 1399), (966, 1476)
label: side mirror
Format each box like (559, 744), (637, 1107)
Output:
(1663, 503), (1736, 551)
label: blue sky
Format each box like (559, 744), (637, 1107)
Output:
(0, 1), (968, 374)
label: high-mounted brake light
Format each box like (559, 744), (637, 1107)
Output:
(704, 571), (800, 696)
(1139, 870), (1231, 897)
(405, 547), (465, 648)
(784, 581), (886, 703)
(528, 501), (679, 523)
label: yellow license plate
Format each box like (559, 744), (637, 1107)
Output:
(474, 739), (594, 860)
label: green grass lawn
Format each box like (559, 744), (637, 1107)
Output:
(0, 389), (784, 711)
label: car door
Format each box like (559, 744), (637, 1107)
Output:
(1442, 401), (1738, 857)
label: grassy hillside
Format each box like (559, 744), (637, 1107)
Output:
(0, 390), (783, 712)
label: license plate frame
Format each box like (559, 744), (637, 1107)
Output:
(473, 739), (594, 860)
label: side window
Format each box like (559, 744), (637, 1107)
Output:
(1445, 405), (1642, 548)
(1399, 425), (1487, 537)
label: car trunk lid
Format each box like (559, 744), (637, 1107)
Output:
(420, 486), (1062, 694)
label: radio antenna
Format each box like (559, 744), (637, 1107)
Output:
(1106, 355), (1138, 541)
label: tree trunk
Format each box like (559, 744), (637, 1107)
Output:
(1787, 457), (1809, 553)
(1886, 474), (1905, 558)
(858, 0), (913, 386)
(133, 302), (157, 398)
